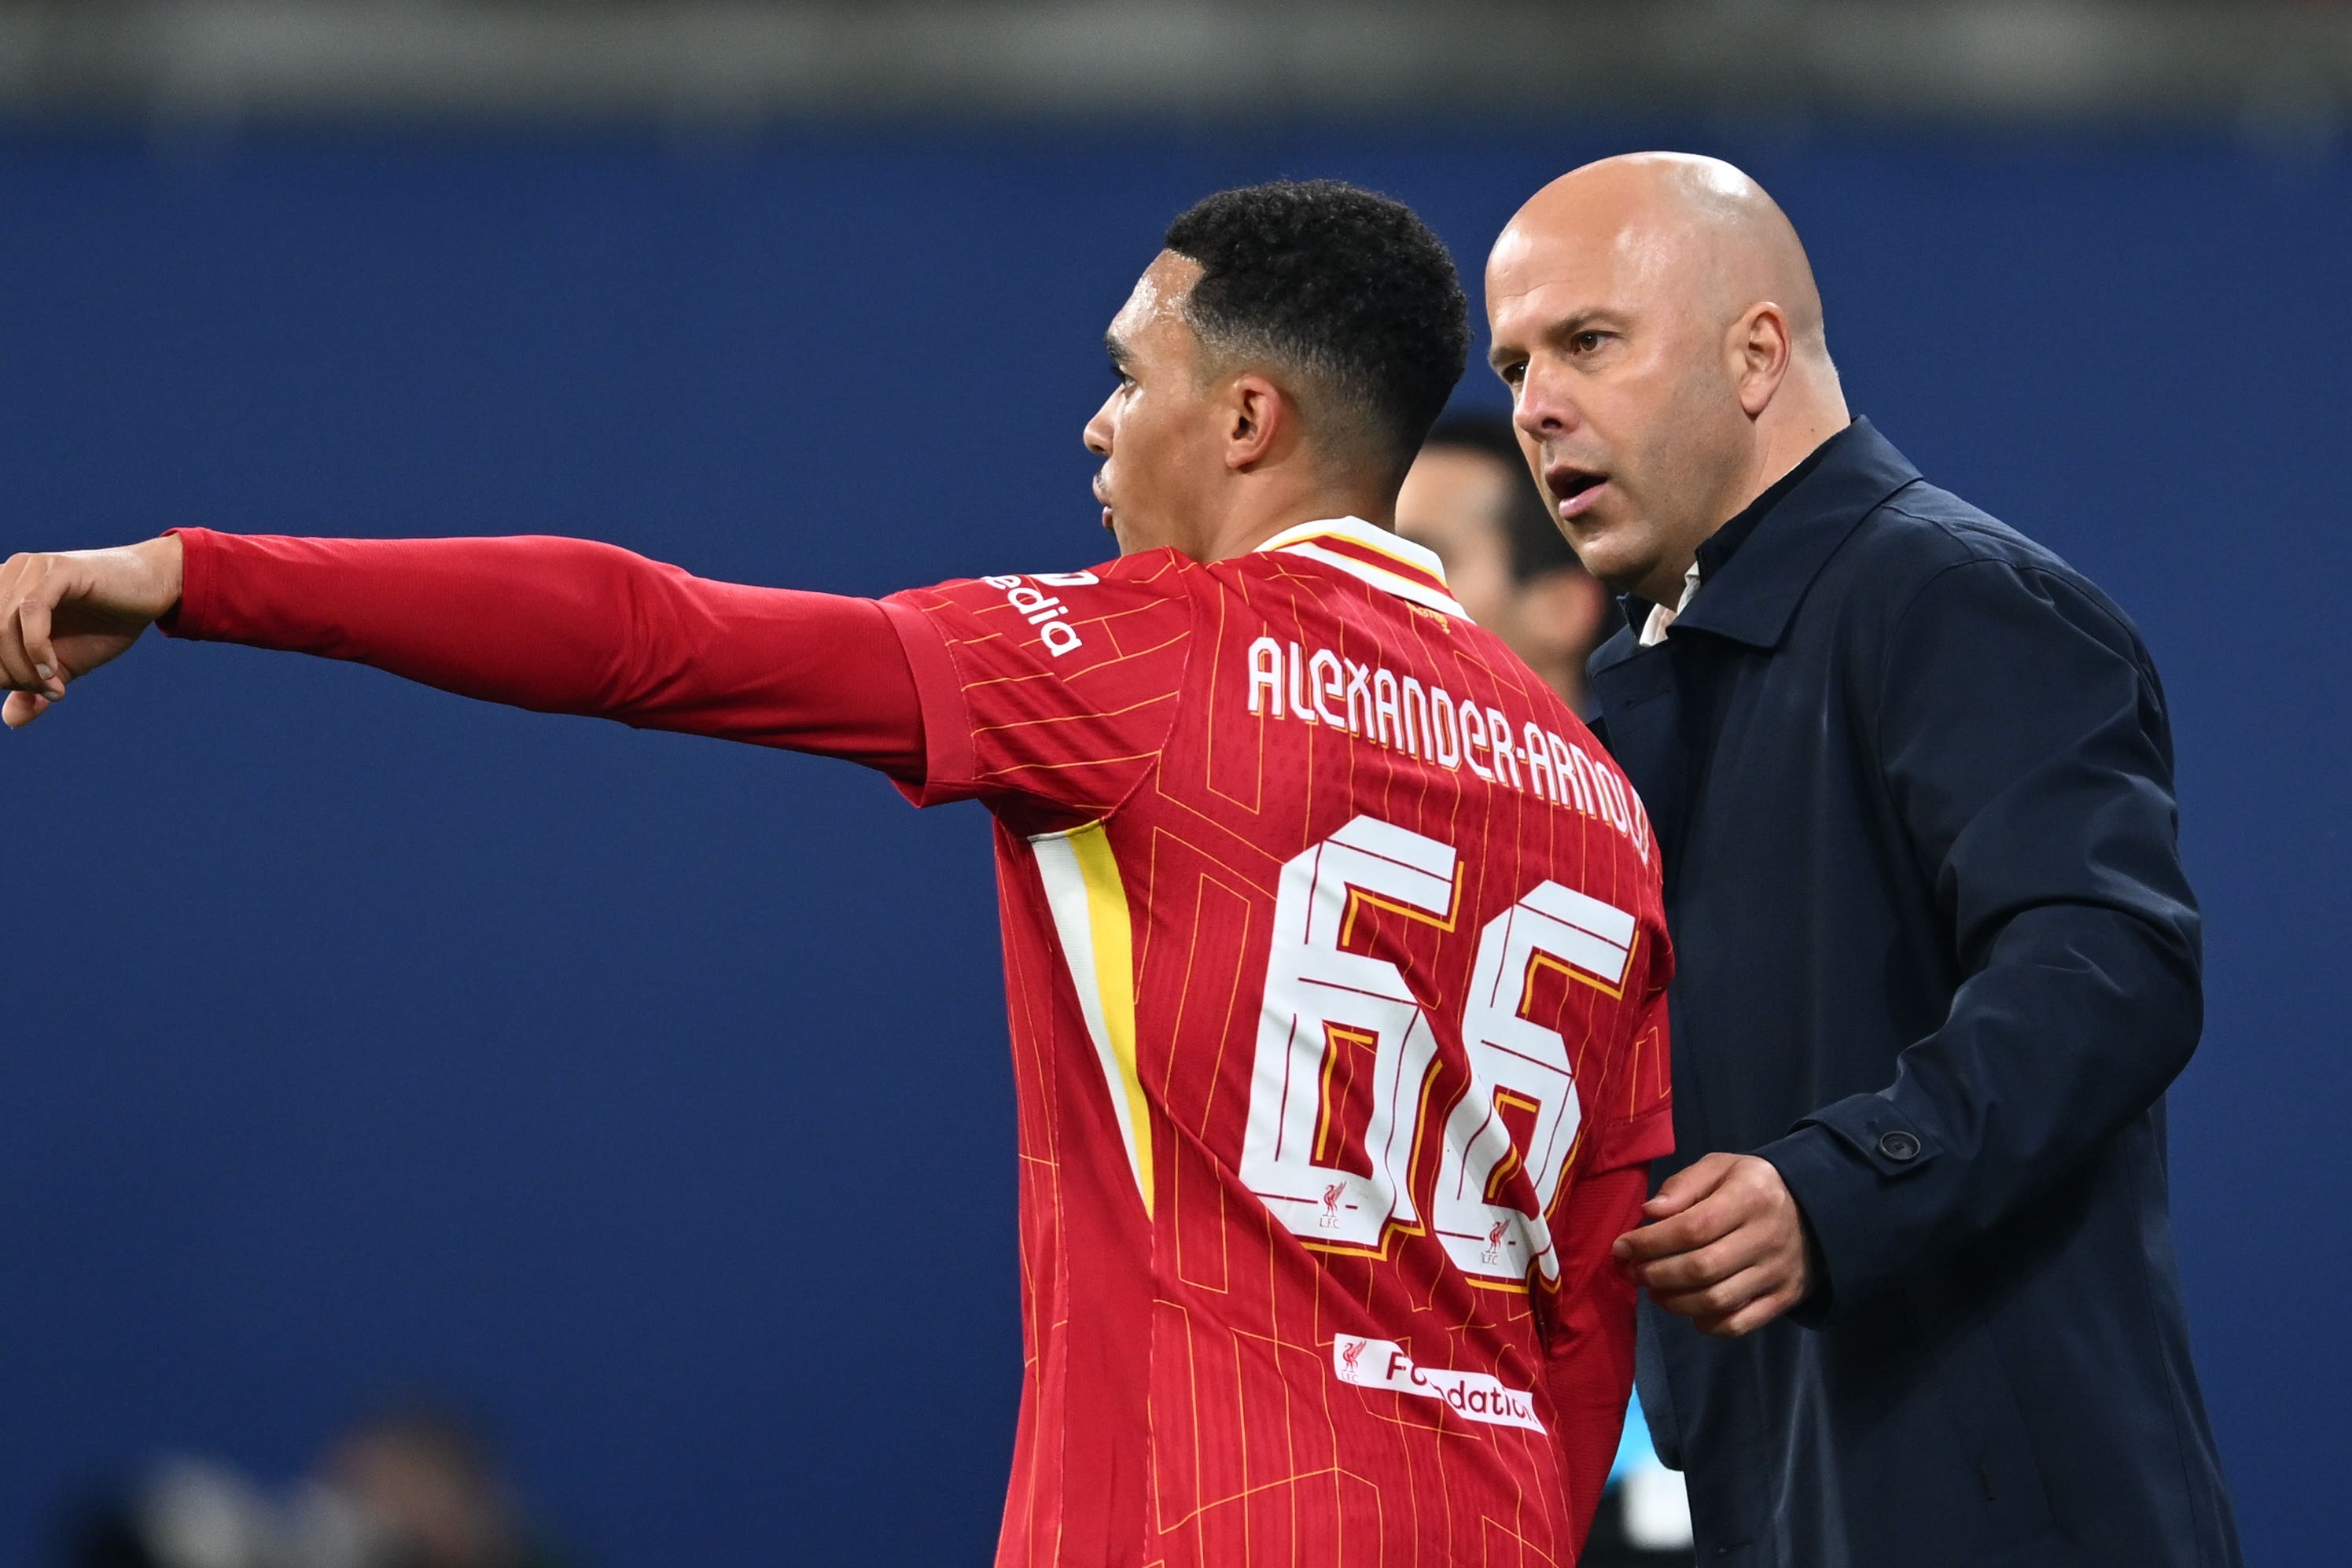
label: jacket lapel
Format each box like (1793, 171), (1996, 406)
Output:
(1588, 631), (1689, 865)
(1668, 421), (1922, 651)
(1584, 421), (1924, 863)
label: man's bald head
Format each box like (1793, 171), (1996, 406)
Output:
(1484, 153), (1849, 605)
(1503, 153), (1827, 352)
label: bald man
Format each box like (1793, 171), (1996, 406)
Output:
(1485, 154), (2242, 1568)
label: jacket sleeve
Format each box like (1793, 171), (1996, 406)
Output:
(1755, 556), (2201, 1321)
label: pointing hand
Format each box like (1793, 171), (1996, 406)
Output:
(0, 536), (186, 728)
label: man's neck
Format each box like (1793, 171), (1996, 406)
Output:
(1643, 402), (1852, 603)
(1196, 491), (1395, 563)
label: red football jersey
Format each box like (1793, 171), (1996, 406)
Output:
(879, 517), (1674, 1566)
(160, 520), (1670, 1566)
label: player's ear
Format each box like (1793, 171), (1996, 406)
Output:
(1225, 373), (1286, 471)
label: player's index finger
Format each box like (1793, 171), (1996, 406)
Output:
(16, 595), (61, 694)
(0, 603), (42, 693)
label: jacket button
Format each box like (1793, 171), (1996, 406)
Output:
(1878, 1130), (1922, 1163)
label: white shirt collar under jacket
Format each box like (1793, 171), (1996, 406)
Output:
(1640, 559), (1704, 647)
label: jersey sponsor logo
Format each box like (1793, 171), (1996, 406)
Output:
(1332, 1334), (1546, 1433)
(981, 572), (1098, 658)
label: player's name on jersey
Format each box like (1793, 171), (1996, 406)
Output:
(1244, 635), (1651, 862)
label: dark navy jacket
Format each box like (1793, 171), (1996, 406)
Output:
(1588, 421), (2240, 1567)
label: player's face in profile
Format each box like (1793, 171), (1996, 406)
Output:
(1084, 252), (1233, 558)
(1484, 222), (1750, 601)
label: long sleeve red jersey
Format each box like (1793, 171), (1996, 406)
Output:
(163, 520), (1673, 1566)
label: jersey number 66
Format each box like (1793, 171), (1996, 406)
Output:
(1239, 814), (1637, 1288)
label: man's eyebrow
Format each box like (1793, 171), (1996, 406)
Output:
(1104, 331), (1132, 366)
(1488, 309), (1615, 369)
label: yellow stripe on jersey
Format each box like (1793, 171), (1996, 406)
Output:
(1030, 821), (1154, 1216)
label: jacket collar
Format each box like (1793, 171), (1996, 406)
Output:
(1592, 418), (1920, 671)
(1254, 515), (1470, 620)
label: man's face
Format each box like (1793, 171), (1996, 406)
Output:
(1485, 219), (1750, 602)
(1393, 448), (1520, 635)
(1083, 252), (1231, 558)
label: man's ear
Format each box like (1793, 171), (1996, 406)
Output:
(1732, 303), (1794, 418)
(1225, 374), (1289, 471)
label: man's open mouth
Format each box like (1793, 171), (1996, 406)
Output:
(1546, 465), (1609, 519)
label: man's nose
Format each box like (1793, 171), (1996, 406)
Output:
(1082, 396), (1115, 457)
(1513, 360), (1582, 441)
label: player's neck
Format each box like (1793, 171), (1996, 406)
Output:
(1192, 482), (1397, 564)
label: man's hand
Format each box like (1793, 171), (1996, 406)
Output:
(1614, 1152), (1815, 1338)
(0, 536), (184, 728)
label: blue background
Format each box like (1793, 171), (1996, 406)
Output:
(1, 126), (2343, 1566)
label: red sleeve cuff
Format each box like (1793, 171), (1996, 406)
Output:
(1593, 1100), (1676, 1175)
(878, 596), (981, 808)
(155, 527), (220, 639)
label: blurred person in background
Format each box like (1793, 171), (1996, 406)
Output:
(1397, 414), (1612, 715)
(61, 1405), (565, 1568)
(321, 1405), (565, 1568)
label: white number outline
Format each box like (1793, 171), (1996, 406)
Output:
(1241, 813), (1637, 1288)
(1434, 881), (1636, 1285)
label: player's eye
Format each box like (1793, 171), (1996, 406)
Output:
(1496, 359), (1527, 388)
(1569, 331), (1609, 355)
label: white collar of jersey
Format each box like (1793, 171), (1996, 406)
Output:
(1253, 516), (1472, 621)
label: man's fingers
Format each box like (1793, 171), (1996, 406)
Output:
(0, 555), (74, 697)
(1638, 1151), (1739, 1221)
(1652, 1262), (1776, 1326)
(0, 593), (43, 694)
(16, 592), (64, 697)
(1616, 1154), (1741, 1261)
(1615, 1188), (1746, 1263)
(1619, 1152), (1813, 1336)
(1632, 1227), (1769, 1294)
(1700, 1285), (1805, 1339)
(2, 690), (50, 728)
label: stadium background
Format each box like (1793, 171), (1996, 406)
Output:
(2, 4), (2346, 1565)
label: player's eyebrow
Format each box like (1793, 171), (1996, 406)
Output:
(1105, 331), (1134, 370)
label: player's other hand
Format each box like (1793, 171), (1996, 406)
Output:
(0, 536), (185, 728)
(1612, 1151), (1815, 1338)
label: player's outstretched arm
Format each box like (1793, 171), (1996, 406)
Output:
(2, 529), (926, 777)
(0, 536), (184, 728)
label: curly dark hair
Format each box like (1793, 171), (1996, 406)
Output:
(1164, 180), (1470, 484)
